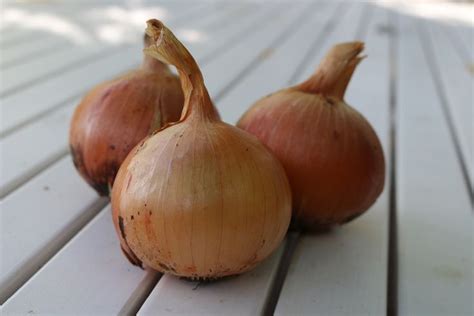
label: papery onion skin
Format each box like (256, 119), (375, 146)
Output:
(69, 42), (183, 196)
(112, 121), (291, 278)
(238, 42), (385, 230)
(111, 20), (291, 279)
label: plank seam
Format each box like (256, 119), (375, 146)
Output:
(0, 148), (69, 199)
(0, 32), (38, 48)
(261, 232), (300, 316)
(0, 95), (80, 139)
(0, 197), (108, 304)
(119, 272), (163, 316)
(1, 41), (70, 70)
(387, 10), (399, 316)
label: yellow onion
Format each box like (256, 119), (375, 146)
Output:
(111, 20), (291, 279)
(69, 34), (184, 196)
(238, 42), (385, 230)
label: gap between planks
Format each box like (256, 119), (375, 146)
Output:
(387, 10), (399, 316)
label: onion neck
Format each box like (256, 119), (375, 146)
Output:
(141, 55), (170, 74)
(295, 42), (365, 100)
(144, 19), (218, 122)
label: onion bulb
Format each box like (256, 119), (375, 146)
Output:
(111, 20), (291, 279)
(69, 34), (184, 196)
(238, 42), (385, 230)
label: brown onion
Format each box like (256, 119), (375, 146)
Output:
(111, 20), (291, 279)
(238, 42), (385, 230)
(69, 34), (184, 196)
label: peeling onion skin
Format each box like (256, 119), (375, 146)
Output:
(111, 20), (291, 279)
(69, 40), (184, 196)
(238, 42), (385, 230)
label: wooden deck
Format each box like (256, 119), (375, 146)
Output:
(0, 1), (472, 315)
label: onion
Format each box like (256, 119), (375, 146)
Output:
(238, 42), (385, 230)
(111, 20), (292, 279)
(69, 34), (184, 196)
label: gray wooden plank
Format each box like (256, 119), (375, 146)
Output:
(453, 22), (473, 60)
(138, 244), (287, 316)
(0, 103), (74, 199)
(1, 42), (109, 96)
(275, 4), (391, 315)
(396, 13), (473, 316)
(1, 4), (113, 49)
(422, 18), (473, 192)
(2, 207), (159, 315)
(0, 157), (108, 304)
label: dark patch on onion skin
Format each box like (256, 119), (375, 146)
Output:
(289, 216), (332, 234)
(327, 98), (336, 106)
(118, 216), (126, 239)
(289, 209), (366, 233)
(120, 245), (143, 268)
(126, 175), (133, 190)
(70, 144), (82, 169)
(341, 211), (365, 224)
(158, 262), (176, 273)
(181, 274), (237, 283)
(90, 181), (110, 197)
(69, 143), (118, 196)
(117, 216), (143, 267)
